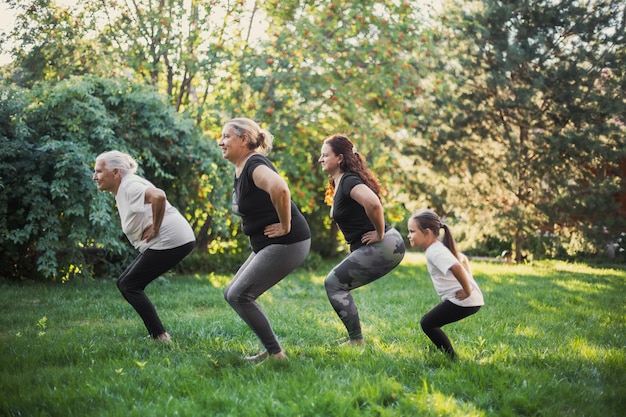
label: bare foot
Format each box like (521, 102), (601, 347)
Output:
(245, 350), (288, 362)
(245, 351), (268, 361)
(155, 332), (171, 343)
(268, 350), (288, 360)
(339, 338), (364, 346)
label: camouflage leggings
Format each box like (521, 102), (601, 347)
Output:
(324, 228), (405, 340)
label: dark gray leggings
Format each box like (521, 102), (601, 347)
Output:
(324, 228), (405, 340)
(224, 239), (311, 355)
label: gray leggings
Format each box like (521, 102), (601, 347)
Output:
(224, 239), (311, 354)
(324, 228), (405, 340)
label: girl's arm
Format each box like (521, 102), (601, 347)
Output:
(459, 252), (472, 275)
(450, 262), (473, 300)
(252, 165), (292, 237)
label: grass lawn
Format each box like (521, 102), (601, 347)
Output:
(1, 252), (624, 417)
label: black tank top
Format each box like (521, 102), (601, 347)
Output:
(332, 172), (389, 251)
(232, 154), (311, 252)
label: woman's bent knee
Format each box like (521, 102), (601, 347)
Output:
(224, 288), (235, 305)
(324, 275), (339, 293)
(116, 277), (127, 293)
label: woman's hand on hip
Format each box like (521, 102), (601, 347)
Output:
(361, 230), (383, 245)
(142, 225), (158, 242)
(264, 223), (290, 238)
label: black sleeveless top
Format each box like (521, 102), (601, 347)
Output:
(232, 154), (311, 252)
(332, 172), (390, 251)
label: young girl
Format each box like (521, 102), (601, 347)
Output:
(407, 209), (484, 358)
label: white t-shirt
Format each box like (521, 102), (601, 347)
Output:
(424, 241), (484, 307)
(115, 174), (195, 253)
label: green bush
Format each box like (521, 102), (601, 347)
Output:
(0, 76), (229, 281)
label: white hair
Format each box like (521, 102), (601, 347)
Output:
(95, 150), (138, 176)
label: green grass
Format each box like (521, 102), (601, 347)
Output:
(1, 253), (624, 417)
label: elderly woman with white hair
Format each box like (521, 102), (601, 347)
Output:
(93, 150), (195, 342)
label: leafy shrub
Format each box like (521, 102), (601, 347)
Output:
(0, 76), (229, 281)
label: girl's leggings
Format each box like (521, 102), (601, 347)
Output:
(117, 241), (195, 338)
(324, 228), (405, 341)
(421, 300), (481, 357)
(224, 239), (311, 355)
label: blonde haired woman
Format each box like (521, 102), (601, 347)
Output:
(219, 118), (311, 361)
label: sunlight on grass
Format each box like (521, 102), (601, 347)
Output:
(554, 279), (611, 294)
(421, 392), (486, 417)
(553, 261), (622, 276)
(309, 274), (326, 285)
(568, 336), (606, 360)
(514, 324), (540, 338)
(408, 380), (486, 417)
(473, 340), (519, 365)
(527, 299), (559, 313)
(354, 378), (403, 410)
(1, 259), (625, 417)
(474, 261), (555, 279)
(402, 251), (426, 265)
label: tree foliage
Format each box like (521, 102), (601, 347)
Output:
(1, 0), (107, 85)
(2, 0), (440, 257)
(404, 0), (626, 260)
(223, 0), (440, 254)
(2, 0), (624, 279)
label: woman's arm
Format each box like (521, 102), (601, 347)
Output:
(350, 183), (385, 244)
(142, 187), (166, 242)
(252, 165), (292, 237)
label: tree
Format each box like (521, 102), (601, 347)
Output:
(404, 0), (626, 260)
(1, 0), (107, 85)
(226, 0), (440, 255)
(84, 0), (441, 256)
(90, 0), (242, 117)
(1, 0), (464, 259)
